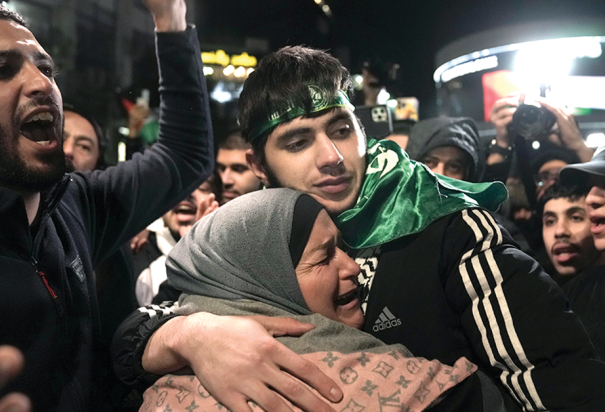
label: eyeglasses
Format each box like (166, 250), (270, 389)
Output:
(534, 168), (561, 187)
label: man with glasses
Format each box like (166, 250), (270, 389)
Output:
(532, 148), (582, 200)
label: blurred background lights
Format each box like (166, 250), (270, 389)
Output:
(211, 82), (232, 103)
(514, 37), (603, 88)
(223, 65), (235, 76)
(203, 66), (214, 76)
(376, 89), (390, 105)
(234, 66), (246, 78)
(587, 133), (605, 148)
(246, 67), (255, 76)
(532, 141), (541, 150)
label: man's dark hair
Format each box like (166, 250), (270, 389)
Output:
(531, 146), (581, 178)
(539, 182), (589, 217)
(238, 46), (353, 164)
(219, 128), (250, 151)
(63, 104), (108, 170)
(0, 5), (28, 27)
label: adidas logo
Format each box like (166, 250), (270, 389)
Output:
(372, 307), (402, 332)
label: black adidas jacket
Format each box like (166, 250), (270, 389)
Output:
(113, 208), (605, 411)
(359, 208), (605, 412)
(0, 27), (213, 411)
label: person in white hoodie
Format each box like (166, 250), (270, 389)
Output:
(134, 171), (221, 305)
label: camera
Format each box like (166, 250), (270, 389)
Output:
(509, 102), (557, 141)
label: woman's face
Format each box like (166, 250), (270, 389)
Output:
(295, 210), (364, 329)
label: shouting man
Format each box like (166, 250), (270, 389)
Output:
(0, 1), (214, 410)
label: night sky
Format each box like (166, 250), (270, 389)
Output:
(196, 0), (605, 117)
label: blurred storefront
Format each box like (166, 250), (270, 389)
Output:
(434, 18), (605, 146)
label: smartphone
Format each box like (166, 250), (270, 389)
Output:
(355, 104), (393, 139)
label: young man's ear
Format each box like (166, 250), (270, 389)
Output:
(246, 149), (270, 187)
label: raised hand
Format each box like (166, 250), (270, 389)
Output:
(538, 99), (594, 162)
(141, 0), (187, 32)
(489, 92), (525, 149)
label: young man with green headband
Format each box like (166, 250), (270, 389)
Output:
(114, 46), (605, 412)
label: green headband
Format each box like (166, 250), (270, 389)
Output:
(248, 86), (355, 142)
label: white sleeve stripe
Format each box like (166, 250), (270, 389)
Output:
(482, 209), (503, 245)
(137, 307), (157, 318)
(470, 253), (533, 409)
(472, 253), (534, 410)
(461, 209), (546, 411)
(461, 210), (481, 262)
(137, 305), (175, 318)
(460, 252), (522, 405)
(472, 209), (495, 252)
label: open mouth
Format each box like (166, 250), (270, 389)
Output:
(20, 111), (56, 146)
(173, 202), (196, 215)
(552, 244), (579, 262)
(334, 286), (361, 306)
(590, 216), (605, 233)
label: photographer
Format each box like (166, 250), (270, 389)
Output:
(485, 92), (593, 260)
(488, 92), (593, 171)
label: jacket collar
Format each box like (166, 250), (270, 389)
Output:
(0, 175), (72, 256)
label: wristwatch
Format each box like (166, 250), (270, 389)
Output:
(487, 139), (513, 160)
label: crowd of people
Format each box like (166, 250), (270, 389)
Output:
(1, 0), (604, 411)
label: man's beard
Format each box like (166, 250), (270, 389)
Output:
(263, 162), (358, 216)
(0, 121), (65, 193)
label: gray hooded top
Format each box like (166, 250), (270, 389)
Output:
(406, 117), (485, 182)
(166, 188), (321, 315)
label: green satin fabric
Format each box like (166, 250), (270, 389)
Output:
(335, 139), (508, 249)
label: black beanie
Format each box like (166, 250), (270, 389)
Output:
(289, 195), (325, 268)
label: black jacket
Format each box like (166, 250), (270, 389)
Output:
(560, 265), (605, 361)
(406, 117), (485, 183)
(0, 27), (213, 411)
(359, 208), (605, 411)
(113, 208), (605, 412)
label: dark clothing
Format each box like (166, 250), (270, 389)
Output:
(113, 208), (605, 411)
(560, 265), (605, 360)
(406, 117), (485, 182)
(0, 27), (213, 412)
(359, 208), (605, 411)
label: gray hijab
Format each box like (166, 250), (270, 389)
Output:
(167, 188), (317, 315)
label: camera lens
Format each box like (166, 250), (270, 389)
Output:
(510, 103), (557, 141)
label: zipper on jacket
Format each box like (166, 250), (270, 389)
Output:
(32, 257), (64, 317)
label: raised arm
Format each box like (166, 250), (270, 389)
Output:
(67, 0), (215, 267)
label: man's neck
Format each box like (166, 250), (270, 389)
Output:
(19, 191), (41, 226)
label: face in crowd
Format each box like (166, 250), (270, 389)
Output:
(420, 145), (470, 181)
(296, 209), (364, 328)
(162, 176), (219, 241)
(535, 159), (568, 200)
(63, 110), (101, 172)
(216, 147), (261, 203)
(586, 175), (605, 251)
(0, 19), (64, 193)
(249, 108), (367, 216)
(542, 194), (602, 276)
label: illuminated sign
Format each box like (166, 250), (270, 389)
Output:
(440, 56), (499, 83)
(434, 36), (605, 84)
(201, 50), (257, 67)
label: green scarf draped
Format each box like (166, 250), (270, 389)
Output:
(336, 139), (508, 249)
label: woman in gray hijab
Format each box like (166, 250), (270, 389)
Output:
(140, 189), (501, 412)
